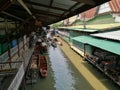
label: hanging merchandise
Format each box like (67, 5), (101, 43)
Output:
(11, 39), (17, 48)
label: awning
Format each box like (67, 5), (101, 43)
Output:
(72, 36), (120, 55)
(58, 27), (98, 32)
(91, 30), (120, 41)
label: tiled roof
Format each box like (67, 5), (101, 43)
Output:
(109, 0), (120, 12)
(80, 7), (98, 20)
(79, 0), (120, 20)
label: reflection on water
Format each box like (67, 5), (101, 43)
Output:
(26, 45), (120, 90)
(26, 46), (95, 90)
(49, 47), (75, 90)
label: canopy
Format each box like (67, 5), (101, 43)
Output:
(0, 0), (110, 25)
(72, 36), (120, 55)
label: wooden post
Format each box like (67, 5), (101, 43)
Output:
(4, 18), (11, 61)
(15, 22), (20, 57)
(83, 13), (86, 29)
(23, 76), (26, 90)
(83, 44), (86, 60)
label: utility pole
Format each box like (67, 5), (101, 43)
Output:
(83, 13), (86, 29)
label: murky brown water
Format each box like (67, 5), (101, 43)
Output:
(26, 46), (120, 90)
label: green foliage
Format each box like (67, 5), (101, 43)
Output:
(87, 14), (115, 25)
(51, 14), (115, 27)
(51, 21), (64, 28)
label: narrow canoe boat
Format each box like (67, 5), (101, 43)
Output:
(26, 55), (39, 84)
(39, 55), (47, 77)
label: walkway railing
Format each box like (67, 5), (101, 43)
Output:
(0, 61), (22, 76)
(0, 47), (34, 90)
(8, 62), (24, 90)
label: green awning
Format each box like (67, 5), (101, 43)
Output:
(72, 36), (120, 55)
(72, 28), (98, 32)
(58, 27), (98, 32)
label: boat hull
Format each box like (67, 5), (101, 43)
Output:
(39, 55), (47, 77)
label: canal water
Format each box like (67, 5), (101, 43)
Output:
(26, 46), (120, 90)
(48, 46), (94, 90)
(26, 46), (94, 90)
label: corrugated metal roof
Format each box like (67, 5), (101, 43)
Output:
(58, 27), (98, 32)
(72, 28), (98, 32)
(78, 0), (120, 20)
(91, 30), (120, 41)
(72, 36), (120, 55)
(0, 0), (111, 25)
(109, 0), (120, 12)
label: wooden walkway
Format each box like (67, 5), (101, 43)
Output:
(57, 37), (120, 90)
(70, 45), (84, 57)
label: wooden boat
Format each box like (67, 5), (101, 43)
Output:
(51, 41), (57, 48)
(26, 69), (38, 84)
(39, 55), (47, 77)
(26, 54), (39, 84)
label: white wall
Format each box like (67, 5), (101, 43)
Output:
(98, 2), (111, 14)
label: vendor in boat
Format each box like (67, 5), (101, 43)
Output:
(41, 40), (47, 53)
(51, 39), (57, 49)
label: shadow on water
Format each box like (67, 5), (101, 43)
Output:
(82, 61), (120, 90)
(48, 46), (95, 90)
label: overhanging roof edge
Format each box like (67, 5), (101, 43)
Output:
(72, 35), (120, 55)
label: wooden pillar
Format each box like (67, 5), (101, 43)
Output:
(4, 18), (11, 61)
(23, 76), (26, 90)
(20, 26), (25, 50)
(83, 44), (86, 60)
(15, 22), (20, 57)
(83, 13), (86, 29)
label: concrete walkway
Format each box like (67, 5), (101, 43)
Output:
(57, 37), (120, 90)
